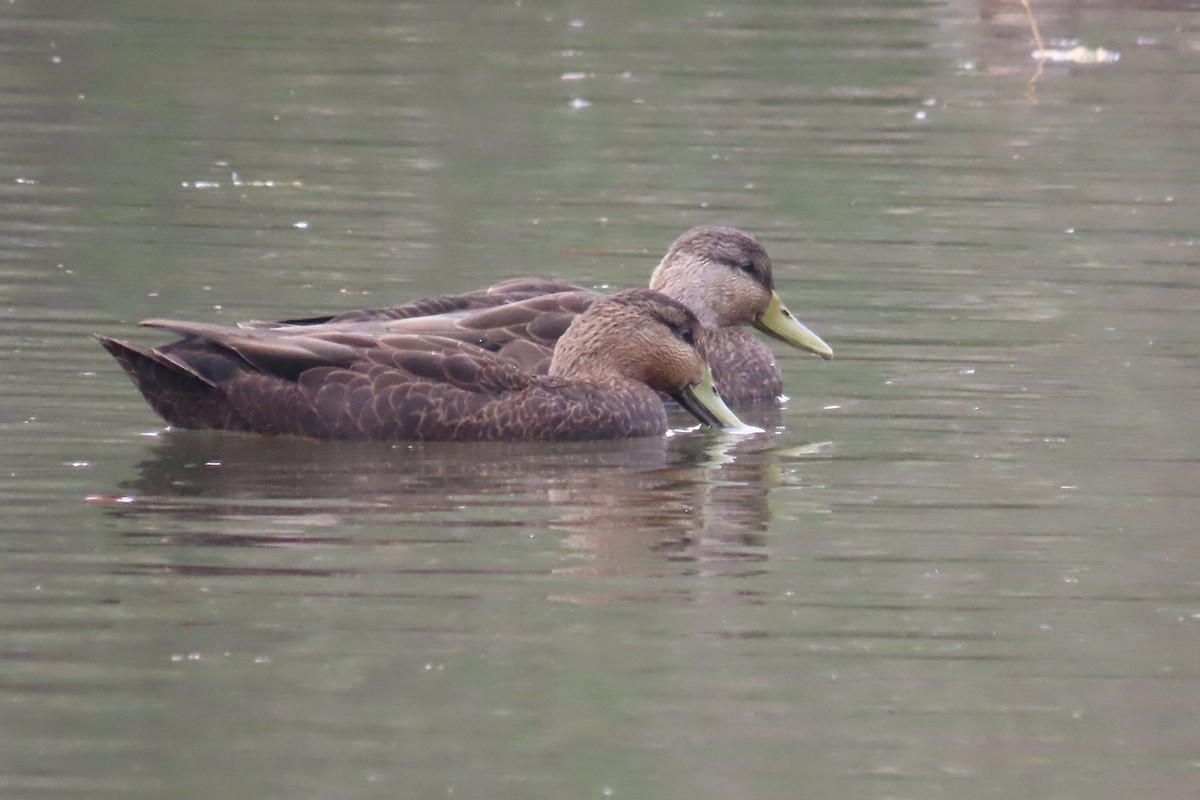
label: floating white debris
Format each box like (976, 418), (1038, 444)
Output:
(185, 177), (300, 189)
(292, 220), (310, 229)
(568, 97), (591, 110)
(1033, 46), (1120, 65)
(561, 71), (587, 81)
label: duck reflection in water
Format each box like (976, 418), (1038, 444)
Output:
(104, 411), (832, 600)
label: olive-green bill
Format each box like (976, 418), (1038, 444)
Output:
(753, 291), (833, 359)
(674, 368), (764, 435)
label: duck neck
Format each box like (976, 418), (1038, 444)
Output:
(648, 262), (723, 328)
(548, 351), (612, 382)
(549, 313), (651, 384)
(548, 322), (614, 381)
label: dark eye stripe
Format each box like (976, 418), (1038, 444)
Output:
(716, 253), (773, 290)
(718, 255), (759, 276)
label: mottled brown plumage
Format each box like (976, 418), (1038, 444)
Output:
(259, 226), (832, 406)
(97, 290), (753, 442)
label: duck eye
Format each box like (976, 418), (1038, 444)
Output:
(738, 260), (756, 274)
(672, 324), (696, 346)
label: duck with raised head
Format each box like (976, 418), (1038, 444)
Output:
(97, 289), (758, 442)
(263, 226), (833, 406)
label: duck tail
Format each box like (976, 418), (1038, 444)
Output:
(94, 334), (238, 430)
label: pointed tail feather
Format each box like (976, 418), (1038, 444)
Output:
(94, 335), (245, 430)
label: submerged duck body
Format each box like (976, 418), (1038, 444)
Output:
(266, 226), (833, 406)
(98, 290), (753, 442)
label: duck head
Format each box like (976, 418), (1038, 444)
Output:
(549, 289), (759, 433)
(648, 225), (833, 360)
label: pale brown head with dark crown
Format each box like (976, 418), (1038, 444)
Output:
(549, 289), (755, 431)
(648, 225), (833, 359)
(549, 289), (709, 388)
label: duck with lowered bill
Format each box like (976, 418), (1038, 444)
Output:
(97, 289), (760, 441)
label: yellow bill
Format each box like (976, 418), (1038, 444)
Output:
(674, 367), (764, 435)
(753, 291), (833, 359)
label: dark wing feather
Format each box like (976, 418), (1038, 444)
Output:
(142, 319), (363, 382)
(279, 277), (591, 325)
(238, 289), (597, 364)
(377, 290), (597, 352)
(495, 338), (552, 374)
(367, 335), (535, 394)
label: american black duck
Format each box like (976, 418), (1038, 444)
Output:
(97, 289), (758, 441)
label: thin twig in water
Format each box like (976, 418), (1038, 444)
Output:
(1021, 0), (1046, 98)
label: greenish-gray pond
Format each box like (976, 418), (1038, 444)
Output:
(2, 1), (1198, 798)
